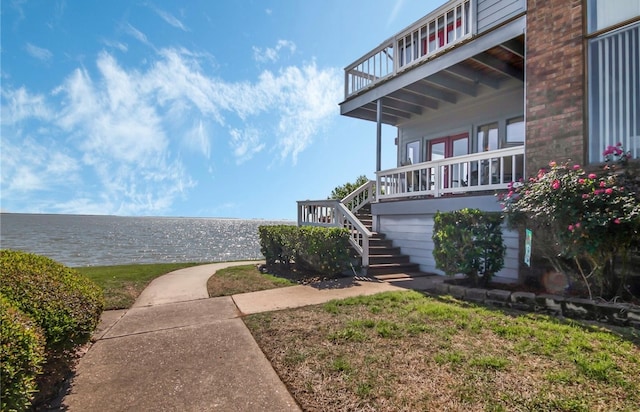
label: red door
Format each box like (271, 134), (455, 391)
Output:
(428, 133), (469, 189)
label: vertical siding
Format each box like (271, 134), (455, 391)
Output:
(477, 0), (526, 33)
(379, 214), (520, 280)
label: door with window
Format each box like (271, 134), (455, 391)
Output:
(427, 133), (469, 189)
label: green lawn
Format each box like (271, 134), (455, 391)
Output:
(206, 265), (295, 297)
(77, 263), (202, 309)
(245, 291), (640, 411)
(77, 263), (294, 310)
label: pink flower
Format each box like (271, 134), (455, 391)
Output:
(575, 222), (581, 228)
(588, 173), (597, 179)
(595, 189), (604, 195)
(549, 161), (557, 167)
(616, 142), (622, 147)
(605, 188), (613, 195)
(578, 178), (586, 184)
(614, 218), (621, 224)
(600, 181), (606, 187)
(573, 164), (581, 170)
(552, 180), (561, 190)
(568, 224), (574, 231)
(582, 193), (589, 199)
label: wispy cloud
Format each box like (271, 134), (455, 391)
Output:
(101, 38), (128, 52)
(154, 8), (188, 31)
(388, 0), (404, 28)
(124, 23), (151, 46)
(1, 46), (340, 214)
(253, 40), (296, 63)
(229, 127), (265, 164)
(25, 42), (53, 62)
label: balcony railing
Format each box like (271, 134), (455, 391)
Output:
(376, 146), (525, 200)
(345, 0), (472, 98)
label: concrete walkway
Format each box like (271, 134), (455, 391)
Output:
(61, 262), (441, 411)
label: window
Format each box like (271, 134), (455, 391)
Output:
(405, 140), (420, 165)
(476, 122), (499, 152)
(587, 22), (640, 162)
(506, 117), (525, 144)
(587, 0), (640, 33)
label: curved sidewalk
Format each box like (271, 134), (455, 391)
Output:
(61, 262), (439, 411)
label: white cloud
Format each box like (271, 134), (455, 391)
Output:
(253, 40), (296, 63)
(1, 87), (52, 124)
(25, 42), (53, 61)
(154, 8), (188, 31)
(101, 38), (128, 52)
(124, 23), (151, 46)
(229, 128), (265, 164)
(185, 119), (211, 158)
(1, 46), (341, 214)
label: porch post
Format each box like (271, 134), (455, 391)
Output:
(376, 99), (382, 172)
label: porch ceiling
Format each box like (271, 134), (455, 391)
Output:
(340, 35), (525, 126)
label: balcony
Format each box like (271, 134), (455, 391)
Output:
(345, 0), (472, 98)
(376, 146), (524, 200)
(340, 0), (526, 126)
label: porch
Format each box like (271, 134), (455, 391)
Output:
(298, 147), (522, 277)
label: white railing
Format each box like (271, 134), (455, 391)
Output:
(341, 179), (376, 214)
(297, 180), (375, 268)
(345, 0), (472, 97)
(376, 146), (525, 200)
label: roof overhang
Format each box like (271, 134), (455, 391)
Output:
(339, 15), (527, 125)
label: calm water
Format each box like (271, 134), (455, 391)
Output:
(0, 213), (293, 267)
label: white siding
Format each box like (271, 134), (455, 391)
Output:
(477, 0), (526, 34)
(397, 85), (524, 163)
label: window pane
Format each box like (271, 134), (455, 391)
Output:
(477, 123), (499, 152)
(588, 0), (640, 33)
(405, 141), (420, 164)
(506, 117), (525, 143)
(588, 23), (640, 162)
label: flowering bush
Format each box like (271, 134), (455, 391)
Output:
(500, 144), (640, 299)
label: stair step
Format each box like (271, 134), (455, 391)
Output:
(368, 254), (410, 264)
(369, 246), (401, 255)
(367, 262), (421, 276)
(374, 272), (434, 280)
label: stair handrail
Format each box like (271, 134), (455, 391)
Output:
(341, 179), (376, 214)
(297, 199), (372, 268)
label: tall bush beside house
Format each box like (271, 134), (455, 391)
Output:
(432, 209), (505, 286)
(500, 144), (640, 299)
(0, 249), (104, 407)
(1, 295), (46, 412)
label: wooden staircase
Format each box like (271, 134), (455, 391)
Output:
(354, 204), (421, 278)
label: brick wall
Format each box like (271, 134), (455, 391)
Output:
(525, 0), (586, 173)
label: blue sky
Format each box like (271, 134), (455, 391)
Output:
(1, 0), (440, 219)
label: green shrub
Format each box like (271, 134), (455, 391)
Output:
(0, 250), (104, 354)
(295, 226), (352, 274)
(1, 294), (46, 412)
(258, 225), (351, 274)
(432, 209), (505, 286)
(500, 145), (640, 299)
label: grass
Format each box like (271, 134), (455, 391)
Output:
(78, 263), (295, 310)
(206, 265), (295, 297)
(244, 291), (640, 412)
(77, 263), (203, 309)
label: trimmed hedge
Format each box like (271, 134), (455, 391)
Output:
(433, 209), (505, 286)
(0, 250), (104, 354)
(0, 294), (46, 412)
(258, 225), (352, 274)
